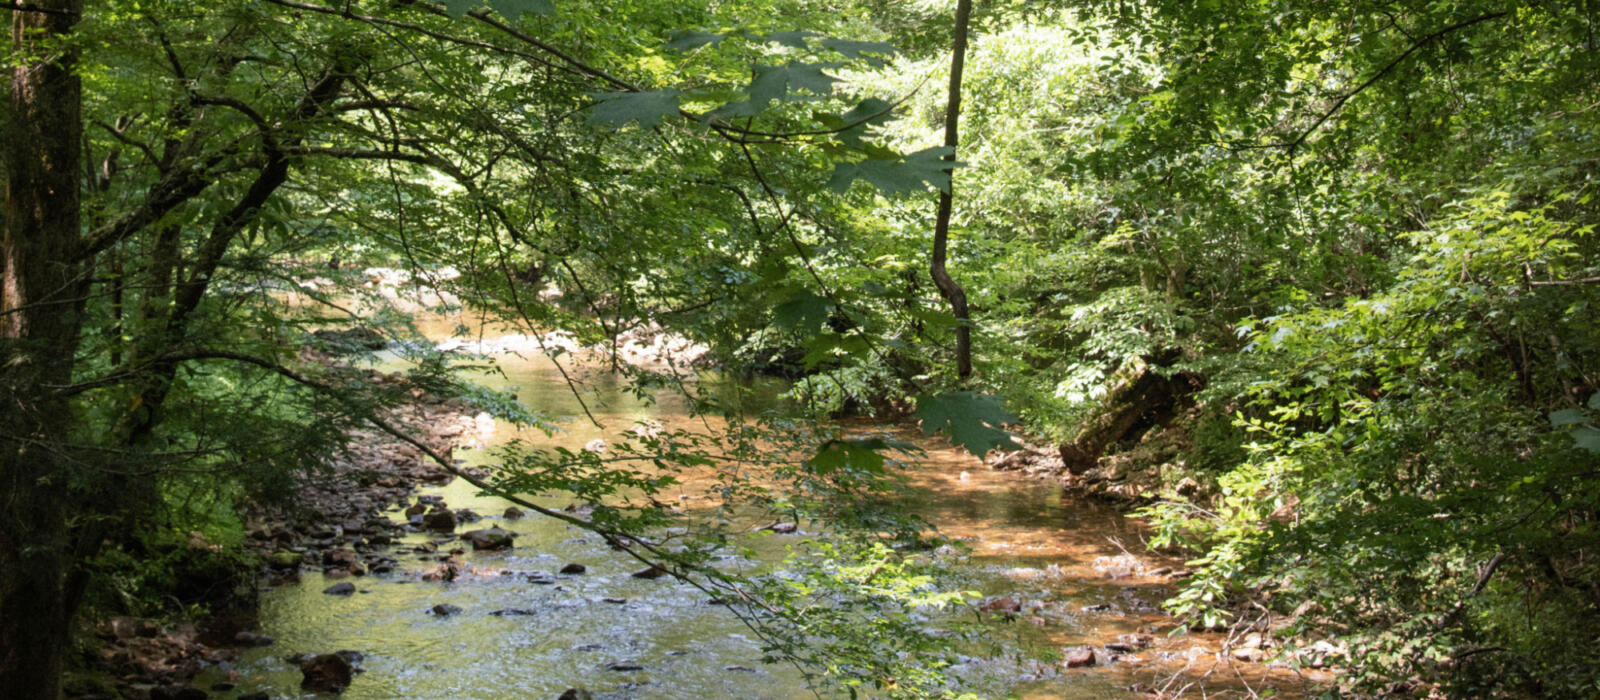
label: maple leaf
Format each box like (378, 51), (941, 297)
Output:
(828, 147), (963, 195)
(665, 30), (724, 51)
(913, 392), (1019, 457)
(488, 0), (554, 20)
(587, 89), (681, 129)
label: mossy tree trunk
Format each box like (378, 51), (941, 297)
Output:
(0, 2), (84, 697)
(1058, 354), (1199, 475)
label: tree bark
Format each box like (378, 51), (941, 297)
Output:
(931, 0), (973, 380)
(0, 2), (85, 698)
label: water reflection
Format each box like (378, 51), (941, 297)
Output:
(214, 334), (1322, 698)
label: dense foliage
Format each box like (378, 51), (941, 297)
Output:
(4, 0), (1598, 697)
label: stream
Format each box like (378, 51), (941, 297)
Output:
(203, 334), (1322, 699)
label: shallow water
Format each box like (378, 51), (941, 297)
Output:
(209, 344), (1324, 699)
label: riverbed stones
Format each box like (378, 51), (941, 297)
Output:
(321, 582), (356, 596)
(631, 566), (668, 579)
(322, 548), (361, 571)
(430, 603), (463, 616)
(558, 563), (586, 575)
(461, 527), (515, 551)
(232, 631), (275, 647)
(978, 596), (1022, 614)
(1115, 633), (1153, 649)
(1063, 647), (1097, 668)
(558, 689), (594, 700)
(504, 506), (525, 520)
(299, 653), (353, 693)
(422, 509), (457, 532)
(266, 552), (303, 569)
(1230, 647), (1264, 662)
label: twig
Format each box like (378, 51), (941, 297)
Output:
(1285, 11), (1508, 156)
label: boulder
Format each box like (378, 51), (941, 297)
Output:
(232, 631), (275, 647)
(1063, 647), (1096, 668)
(322, 548), (360, 569)
(558, 690), (593, 700)
(430, 603), (463, 616)
(503, 507), (525, 520)
(461, 527), (515, 551)
(979, 596), (1022, 614)
(422, 510), (457, 532)
(300, 653), (354, 693)
(558, 563), (586, 575)
(630, 566), (667, 579)
(1116, 633), (1154, 649)
(322, 582), (356, 596)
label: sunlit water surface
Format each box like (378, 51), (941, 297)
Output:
(206, 328), (1320, 699)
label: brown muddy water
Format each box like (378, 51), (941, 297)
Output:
(203, 338), (1330, 699)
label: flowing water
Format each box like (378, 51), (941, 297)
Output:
(205, 336), (1326, 699)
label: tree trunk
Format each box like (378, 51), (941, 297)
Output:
(0, 2), (85, 698)
(930, 0), (974, 380)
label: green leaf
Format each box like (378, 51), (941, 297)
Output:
(1589, 392), (1600, 411)
(665, 30), (724, 52)
(800, 333), (870, 368)
(820, 38), (895, 60)
(763, 30), (817, 48)
(488, 0), (553, 20)
(1549, 408), (1588, 427)
(442, 0), (478, 18)
(773, 288), (832, 332)
(913, 392), (1019, 457)
(586, 89), (681, 128)
(1574, 427), (1600, 453)
(828, 147), (961, 195)
(840, 97), (894, 127)
(806, 437), (917, 477)
(807, 440), (882, 476)
(747, 62), (840, 107)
